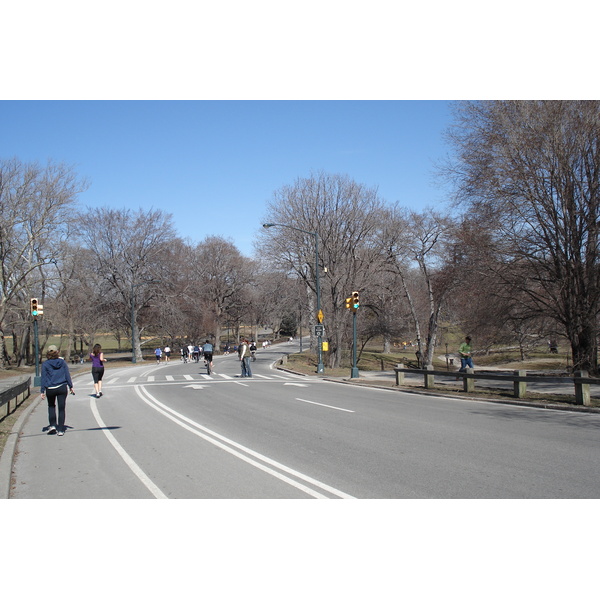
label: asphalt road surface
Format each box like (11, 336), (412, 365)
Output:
(10, 342), (600, 498)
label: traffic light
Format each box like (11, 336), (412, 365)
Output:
(345, 296), (352, 310)
(351, 291), (360, 312)
(30, 298), (39, 319)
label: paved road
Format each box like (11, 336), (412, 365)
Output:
(8, 342), (600, 498)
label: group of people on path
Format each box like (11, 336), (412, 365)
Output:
(39, 334), (473, 438)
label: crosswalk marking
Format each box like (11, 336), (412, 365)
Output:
(81, 372), (312, 387)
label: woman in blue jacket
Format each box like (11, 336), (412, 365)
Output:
(40, 345), (74, 436)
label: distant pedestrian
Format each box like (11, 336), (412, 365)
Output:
(164, 345), (171, 362)
(458, 336), (474, 371)
(238, 338), (252, 377)
(155, 347), (162, 363)
(89, 343), (106, 398)
(202, 340), (214, 371)
(40, 345), (74, 436)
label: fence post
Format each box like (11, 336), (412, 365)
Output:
(463, 368), (475, 393)
(514, 370), (527, 398)
(424, 364), (435, 389)
(395, 364), (404, 386)
(574, 371), (591, 406)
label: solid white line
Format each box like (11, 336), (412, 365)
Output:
(136, 386), (355, 499)
(295, 398), (355, 413)
(89, 397), (168, 499)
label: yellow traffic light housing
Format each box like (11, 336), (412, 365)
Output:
(345, 297), (352, 310)
(351, 291), (360, 313)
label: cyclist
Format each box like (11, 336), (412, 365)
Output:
(202, 340), (214, 372)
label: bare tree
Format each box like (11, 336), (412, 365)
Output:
(445, 100), (600, 373)
(188, 236), (256, 347)
(76, 207), (177, 361)
(261, 171), (386, 368)
(379, 205), (459, 366)
(0, 158), (87, 367)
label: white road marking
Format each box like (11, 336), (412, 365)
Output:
(148, 376), (155, 382)
(127, 377), (137, 383)
(183, 375), (194, 380)
(135, 386), (355, 499)
(166, 375), (174, 381)
(200, 374), (213, 380)
(294, 398), (354, 413)
(90, 397), (168, 499)
(284, 383), (308, 387)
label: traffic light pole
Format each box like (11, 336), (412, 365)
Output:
(33, 318), (41, 387)
(351, 310), (359, 378)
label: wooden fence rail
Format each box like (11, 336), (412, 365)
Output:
(0, 377), (32, 420)
(394, 364), (596, 406)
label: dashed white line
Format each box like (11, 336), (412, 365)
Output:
(294, 397), (354, 412)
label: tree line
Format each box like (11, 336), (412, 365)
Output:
(2, 100), (599, 373)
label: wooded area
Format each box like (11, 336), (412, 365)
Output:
(1, 101), (598, 373)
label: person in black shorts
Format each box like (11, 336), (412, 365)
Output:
(202, 340), (214, 371)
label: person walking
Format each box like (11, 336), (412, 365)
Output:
(238, 338), (252, 377)
(458, 336), (474, 372)
(89, 343), (106, 398)
(164, 345), (171, 362)
(40, 345), (74, 436)
(155, 347), (162, 363)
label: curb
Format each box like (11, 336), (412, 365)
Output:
(275, 367), (600, 414)
(0, 394), (43, 499)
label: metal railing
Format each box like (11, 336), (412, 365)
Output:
(0, 377), (32, 420)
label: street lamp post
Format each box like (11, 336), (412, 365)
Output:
(131, 279), (161, 363)
(263, 223), (324, 374)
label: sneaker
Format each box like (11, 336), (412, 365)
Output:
(99, 392), (103, 397)
(96, 393), (100, 398)
(57, 429), (64, 436)
(47, 425), (57, 435)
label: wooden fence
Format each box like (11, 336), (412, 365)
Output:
(394, 364), (596, 406)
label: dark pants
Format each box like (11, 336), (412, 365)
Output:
(46, 384), (68, 430)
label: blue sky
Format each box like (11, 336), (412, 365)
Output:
(1, 100), (455, 257)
